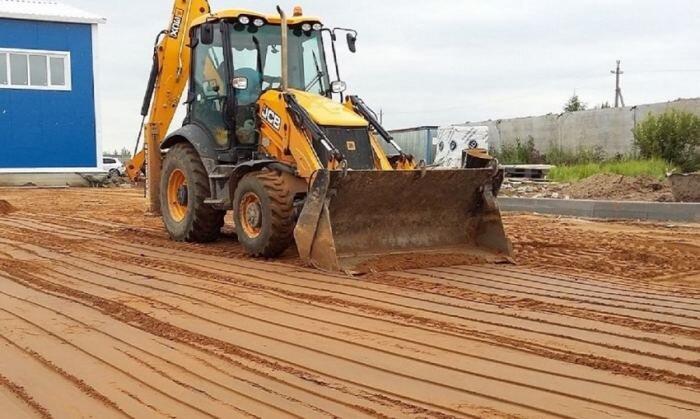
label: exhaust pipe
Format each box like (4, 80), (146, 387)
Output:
(276, 5), (289, 91)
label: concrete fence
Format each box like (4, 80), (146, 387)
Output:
(466, 98), (700, 156)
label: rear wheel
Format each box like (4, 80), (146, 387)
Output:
(234, 170), (295, 258)
(160, 143), (224, 242)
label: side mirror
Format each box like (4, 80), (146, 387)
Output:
(346, 33), (357, 53)
(331, 80), (347, 94)
(201, 23), (215, 45)
(232, 76), (248, 90)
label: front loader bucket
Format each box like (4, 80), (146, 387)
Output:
(294, 169), (513, 273)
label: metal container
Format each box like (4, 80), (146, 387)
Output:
(381, 126), (438, 164)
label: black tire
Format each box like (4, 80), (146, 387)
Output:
(160, 143), (224, 242)
(108, 168), (120, 179)
(233, 169), (295, 258)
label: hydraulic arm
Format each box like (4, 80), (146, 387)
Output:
(126, 0), (211, 212)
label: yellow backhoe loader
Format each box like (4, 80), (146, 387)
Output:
(128, 0), (513, 272)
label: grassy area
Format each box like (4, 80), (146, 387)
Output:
(548, 158), (671, 183)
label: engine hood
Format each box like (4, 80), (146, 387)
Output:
(289, 89), (368, 127)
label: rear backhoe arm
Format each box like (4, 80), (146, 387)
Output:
(125, 0), (211, 213)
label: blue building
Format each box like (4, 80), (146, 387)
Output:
(0, 0), (104, 184)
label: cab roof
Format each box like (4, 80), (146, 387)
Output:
(191, 8), (321, 28)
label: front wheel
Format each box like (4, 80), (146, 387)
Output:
(160, 143), (224, 242)
(233, 170), (295, 258)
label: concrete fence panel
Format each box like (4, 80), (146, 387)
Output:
(466, 98), (700, 157)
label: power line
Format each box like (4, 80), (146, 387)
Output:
(634, 68), (700, 73)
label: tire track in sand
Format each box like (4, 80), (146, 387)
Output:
(94, 241), (700, 362)
(0, 333), (131, 418)
(5, 237), (700, 417)
(1, 213), (700, 419)
(0, 373), (52, 419)
(13, 258), (680, 419)
(3, 229), (700, 391)
(463, 265), (700, 304)
(5, 232), (699, 378)
(0, 267), (554, 419)
(6, 215), (699, 334)
(2, 242), (700, 418)
(422, 266), (700, 313)
(19, 241), (700, 406)
(0, 304), (231, 419)
(2, 217), (694, 355)
(0, 268), (473, 419)
(0, 276), (376, 418)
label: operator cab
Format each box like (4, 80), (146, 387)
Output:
(187, 10), (334, 162)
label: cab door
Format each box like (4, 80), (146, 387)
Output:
(189, 25), (231, 149)
(227, 23), (271, 147)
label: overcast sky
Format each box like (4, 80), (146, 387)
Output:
(68, 0), (700, 153)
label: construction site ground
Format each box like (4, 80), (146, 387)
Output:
(0, 187), (698, 418)
(501, 174), (677, 202)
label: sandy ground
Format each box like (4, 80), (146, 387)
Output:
(0, 187), (698, 418)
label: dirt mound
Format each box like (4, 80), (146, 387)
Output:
(0, 200), (17, 215)
(669, 172), (700, 202)
(562, 174), (673, 201)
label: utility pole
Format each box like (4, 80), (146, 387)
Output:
(610, 60), (625, 108)
(379, 109), (384, 125)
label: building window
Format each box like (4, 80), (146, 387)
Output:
(0, 49), (71, 91)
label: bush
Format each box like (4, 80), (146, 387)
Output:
(545, 143), (606, 166)
(494, 138), (609, 166)
(493, 136), (543, 164)
(633, 110), (700, 172)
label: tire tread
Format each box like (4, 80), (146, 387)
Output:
(236, 169), (295, 258)
(161, 143), (224, 243)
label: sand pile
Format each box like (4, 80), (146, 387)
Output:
(562, 174), (673, 202)
(0, 199), (17, 215)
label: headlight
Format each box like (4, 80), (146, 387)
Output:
(301, 23), (311, 32)
(331, 80), (347, 94)
(312, 23), (322, 31)
(238, 16), (250, 25)
(253, 18), (264, 27)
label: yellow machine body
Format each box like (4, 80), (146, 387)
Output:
(256, 89), (394, 178)
(256, 89), (512, 272)
(130, 1), (513, 272)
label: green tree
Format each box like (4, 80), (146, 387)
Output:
(107, 147), (133, 161)
(563, 93), (587, 112)
(633, 109), (700, 172)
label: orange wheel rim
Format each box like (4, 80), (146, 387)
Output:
(239, 192), (262, 238)
(167, 169), (188, 222)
